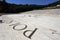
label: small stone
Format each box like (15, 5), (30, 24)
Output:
(0, 20), (3, 23)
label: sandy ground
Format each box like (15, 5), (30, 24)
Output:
(0, 9), (60, 40)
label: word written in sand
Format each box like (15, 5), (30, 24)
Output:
(9, 22), (38, 39)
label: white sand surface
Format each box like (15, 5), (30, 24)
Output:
(0, 9), (60, 40)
